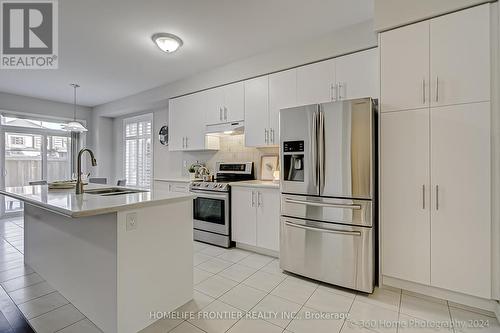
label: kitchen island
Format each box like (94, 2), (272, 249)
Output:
(0, 184), (195, 333)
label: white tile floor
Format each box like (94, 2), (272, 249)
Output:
(142, 241), (500, 333)
(0, 217), (498, 333)
(0, 217), (101, 333)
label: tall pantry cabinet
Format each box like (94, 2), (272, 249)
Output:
(380, 4), (492, 299)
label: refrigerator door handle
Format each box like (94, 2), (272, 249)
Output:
(318, 108), (325, 194)
(284, 221), (361, 237)
(312, 109), (319, 188)
(284, 198), (361, 210)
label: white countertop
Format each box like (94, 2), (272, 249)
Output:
(154, 177), (200, 183)
(0, 184), (195, 218)
(229, 180), (280, 189)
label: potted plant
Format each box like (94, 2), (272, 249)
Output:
(188, 165), (197, 180)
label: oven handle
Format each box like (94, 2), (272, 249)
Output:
(284, 221), (361, 236)
(284, 198), (361, 210)
(189, 190), (228, 200)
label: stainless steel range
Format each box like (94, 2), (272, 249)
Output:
(189, 162), (254, 247)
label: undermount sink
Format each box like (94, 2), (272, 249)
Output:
(85, 187), (148, 196)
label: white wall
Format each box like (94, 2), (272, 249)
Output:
(0, 91), (92, 127)
(93, 20), (377, 117)
(0, 91), (95, 176)
(91, 112), (113, 181)
(374, 0), (492, 31)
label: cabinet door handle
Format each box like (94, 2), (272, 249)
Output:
(264, 128), (269, 144)
(257, 192), (262, 207)
(219, 107), (223, 121)
(185, 137), (188, 148)
(182, 137), (185, 148)
(435, 76), (439, 102)
(338, 82), (344, 100)
(251, 191), (255, 207)
(224, 106), (228, 121)
(270, 128), (274, 144)
(435, 185), (439, 210)
(422, 78), (426, 104)
(330, 83), (339, 101)
(422, 184), (425, 209)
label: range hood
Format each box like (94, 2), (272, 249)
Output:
(205, 121), (244, 136)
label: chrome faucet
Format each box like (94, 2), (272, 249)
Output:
(76, 148), (97, 195)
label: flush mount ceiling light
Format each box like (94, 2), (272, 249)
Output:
(63, 83), (88, 132)
(152, 33), (183, 53)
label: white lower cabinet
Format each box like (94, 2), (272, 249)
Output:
(430, 102), (491, 298)
(381, 109), (430, 285)
(231, 188), (257, 245)
(154, 180), (189, 193)
(231, 187), (280, 252)
(381, 102), (491, 299)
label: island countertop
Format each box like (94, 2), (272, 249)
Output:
(0, 184), (195, 218)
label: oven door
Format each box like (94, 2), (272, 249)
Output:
(191, 190), (229, 235)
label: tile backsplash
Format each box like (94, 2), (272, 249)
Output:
(180, 134), (279, 179)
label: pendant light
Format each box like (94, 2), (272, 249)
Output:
(63, 83), (88, 132)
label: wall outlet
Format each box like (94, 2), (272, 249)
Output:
(126, 212), (138, 231)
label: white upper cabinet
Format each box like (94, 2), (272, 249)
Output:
(380, 21), (430, 112)
(430, 4), (490, 107)
(184, 93), (207, 150)
(430, 102), (491, 298)
(168, 97), (188, 151)
(336, 48), (379, 100)
(297, 59), (336, 105)
(168, 94), (219, 151)
(244, 76), (269, 147)
(224, 82), (245, 122)
(269, 69), (297, 145)
(381, 3), (490, 112)
(245, 69), (297, 147)
(381, 109), (431, 285)
(206, 82), (245, 125)
(203, 88), (224, 125)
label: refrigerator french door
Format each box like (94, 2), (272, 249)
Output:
(279, 98), (376, 293)
(280, 98), (374, 199)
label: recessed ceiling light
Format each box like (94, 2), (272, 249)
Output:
(152, 33), (183, 53)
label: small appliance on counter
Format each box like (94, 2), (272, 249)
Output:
(189, 162), (254, 247)
(279, 97), (377, 293)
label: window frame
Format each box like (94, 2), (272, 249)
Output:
(0, 111), (85, 217)
(122, 113), (154, 189)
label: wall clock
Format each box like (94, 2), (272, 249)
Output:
(159, 125), (168, 146)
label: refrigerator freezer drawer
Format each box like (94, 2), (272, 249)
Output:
(280, 216), (374, 293)
(281, 194), (372, 227)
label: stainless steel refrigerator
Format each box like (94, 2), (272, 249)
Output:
(279, 97), (376, 293)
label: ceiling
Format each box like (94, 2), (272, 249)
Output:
(0, 0), (373, 107)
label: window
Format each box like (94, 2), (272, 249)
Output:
(0, 114), (84, 217)
(124, 114), (153, 188)
(10, 136), (24, 146)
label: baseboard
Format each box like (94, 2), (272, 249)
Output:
(235, 243), (279, 258)
(382, 275), (497, 314)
